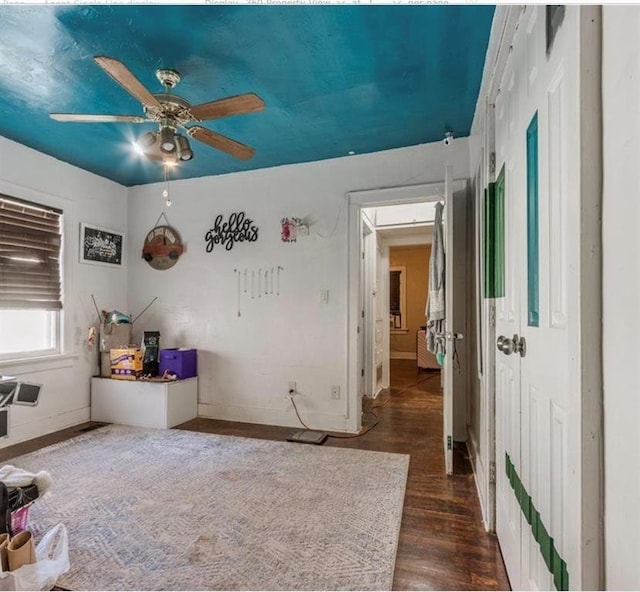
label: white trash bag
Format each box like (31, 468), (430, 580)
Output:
(0, 524), (70, 591)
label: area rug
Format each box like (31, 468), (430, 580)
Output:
(8, 425), (409, 590)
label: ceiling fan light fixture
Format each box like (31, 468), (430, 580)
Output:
(132, 141), (144, 156)
(161, 150), (179, 167)
(140, 131), (157, 148)
(133, 130), (158, 155)
(49, 56), (264, 171)
(160, 125), (176, 153)
(175, 134), (193, 161)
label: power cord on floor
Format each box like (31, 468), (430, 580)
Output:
(287, 369), (441, 439)
(288, 395), (381, 439)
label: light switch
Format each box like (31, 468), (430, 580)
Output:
(320, 289), (329, 304)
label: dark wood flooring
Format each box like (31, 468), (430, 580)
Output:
(0, 359), (509, 591)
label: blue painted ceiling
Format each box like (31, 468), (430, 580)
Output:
(0, 6), (495, 187)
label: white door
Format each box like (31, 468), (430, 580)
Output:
(494, 6), (582, 590)
(442, 166), (454, 475)
(492, 26), (526, 572)
(362, 214), (376, 399)
(494, 146), (524, 587)
(357, 217), (368, 398)
(442, 167), (470, 476)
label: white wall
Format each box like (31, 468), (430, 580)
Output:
(127, 140), (469, 432)
(602, 8), (640, 590)
(0, 136), (128, 446)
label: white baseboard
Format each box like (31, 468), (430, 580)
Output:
(466, 431), (491, 532)
(1, 406), (90, 449)
(390, 352), (417, 360)
(198, 402), (357, 433)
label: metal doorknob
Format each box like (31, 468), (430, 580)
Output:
(514, 334), (527, 358)
(496, 334), (527, 357)
(496, 335), (515, 355)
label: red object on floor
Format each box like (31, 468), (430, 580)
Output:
(11, 505), (30, 535)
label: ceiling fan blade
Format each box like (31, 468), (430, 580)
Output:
(50, 114), (147, 123)
(94, 56), (162, 109)
(187, 126), (256, 160)
(189, 93), (265, 121)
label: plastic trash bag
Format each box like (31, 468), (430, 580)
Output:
(0, 524), (70, 591)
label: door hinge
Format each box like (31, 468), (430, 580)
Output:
(357, 326), (360, 334)
(489, 151), (496, 175)
(361, 309), (364, 318)
(361, 369), (364, 377)
(489, 305), (496, 328)
(362, 251), (365, 259)
(447, 435), (452, 450)
(489, 461), (496, 484)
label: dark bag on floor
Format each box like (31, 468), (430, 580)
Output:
(0, 482), (9, 535)
(8, 484), (38, 512)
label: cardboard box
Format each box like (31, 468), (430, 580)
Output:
(110, 348), (142, 380)
(159, 348), (197, 379)
(100, 324), (132, 377)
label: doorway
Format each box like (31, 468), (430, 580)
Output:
(387, 239), (441, 393)
(347, 179), (471, 474)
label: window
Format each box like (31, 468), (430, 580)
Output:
(0, 195), (63, 359)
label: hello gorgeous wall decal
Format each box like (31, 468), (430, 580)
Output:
(205, 212), (259, 252)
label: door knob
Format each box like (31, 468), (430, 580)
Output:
(502, 337), (515, 355)
(496, 335), (515, 355)
(496, 334), (526, 357)
(513, 334), (527, 358)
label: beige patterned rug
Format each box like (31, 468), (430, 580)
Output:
(8, 425), (409, 590)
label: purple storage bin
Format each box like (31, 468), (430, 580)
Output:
(159, 348), (197, 379)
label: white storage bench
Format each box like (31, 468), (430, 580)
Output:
(90, 376), (198, 429)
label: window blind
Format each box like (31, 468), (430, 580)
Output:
(0, 194), (63, 310)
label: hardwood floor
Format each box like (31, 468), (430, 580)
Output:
(0, 360), (509, 590)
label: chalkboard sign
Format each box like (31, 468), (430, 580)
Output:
(80, 223), (124, 266)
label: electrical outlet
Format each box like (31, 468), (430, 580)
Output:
(330, 385), (340, 400)
(288, 381), (297, 396)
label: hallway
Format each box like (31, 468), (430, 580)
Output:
(0, 359), (509, 590)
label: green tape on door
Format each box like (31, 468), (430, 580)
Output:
(505, 453), (569, 591)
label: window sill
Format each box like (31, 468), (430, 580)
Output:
(390, 329), (410, 335)
(0, 353), (79, 376)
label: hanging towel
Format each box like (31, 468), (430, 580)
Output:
(426, 201), (445, 356)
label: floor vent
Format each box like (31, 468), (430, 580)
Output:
(286, 430), (328, 445)
(76, 423), (108, 433)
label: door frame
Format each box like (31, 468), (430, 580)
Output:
(346, 180), (467, 432)
(360, 210), (376, 399)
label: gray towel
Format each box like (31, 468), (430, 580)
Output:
(426, 201), (445, 356)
